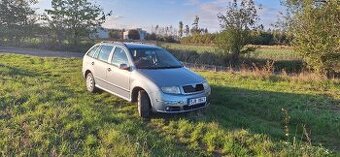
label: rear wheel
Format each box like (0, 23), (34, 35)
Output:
(137, 90), (151, 118)
(86, 73), (96, 93)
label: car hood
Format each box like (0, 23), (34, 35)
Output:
(137, 67), (205, 87)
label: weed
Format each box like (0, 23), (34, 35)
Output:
(0, 54), (338, 156)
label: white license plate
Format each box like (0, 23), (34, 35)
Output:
(189, 97), (207, 106)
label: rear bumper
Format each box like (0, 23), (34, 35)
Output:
(149, 89), (211, 113)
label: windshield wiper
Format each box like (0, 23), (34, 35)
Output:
(154, 66), (183, 69)
(138, 65), (183, 69)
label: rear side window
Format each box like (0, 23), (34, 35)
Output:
(87, 45), (99, 57)
(98, 45), (113, 62)
(112, 47), (128, 66)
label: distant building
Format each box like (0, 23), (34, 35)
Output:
(90, 27), (110, 39)
(123, 28), (147, 40)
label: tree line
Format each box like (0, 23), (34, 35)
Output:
(0, 0), (338, 75)
(179, 29), (292, 46)
(0, 0), (110, 52)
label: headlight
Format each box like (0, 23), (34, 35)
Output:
(161, 86), (181, 94)
(203, 81), (210, 90)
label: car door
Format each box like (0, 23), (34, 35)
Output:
(106, 46), (131, 100)
(93, 45), (114, 89)
(83, 45), (100, 74)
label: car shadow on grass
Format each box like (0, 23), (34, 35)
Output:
(146, 85), (340, 153)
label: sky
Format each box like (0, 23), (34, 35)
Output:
(33, 0), (285, 33)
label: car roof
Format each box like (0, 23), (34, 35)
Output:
(123, 42), (160, 49)
(99, 41), (160, 49)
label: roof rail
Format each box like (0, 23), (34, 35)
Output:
(100, 40), (158, 47)
(100, 41), (127, 47)
(125, 41), (157, 46)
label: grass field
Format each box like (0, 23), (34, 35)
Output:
(1, 54), (339, 156)
(159, 43), (300, 61)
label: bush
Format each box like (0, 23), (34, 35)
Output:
(287, 0), (339, 76)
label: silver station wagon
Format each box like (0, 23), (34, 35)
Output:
(82, 42), (211, 117)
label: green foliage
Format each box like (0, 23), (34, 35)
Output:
(127, 29), (140, 40)
(180, 34), (216, 45)
(215, 29), (249, 55)
(145, 33), (157, 41)
(249, 30), (274, 45)
(45, 0), (107, 45)
(217, 0), (260, 65)
(178, 21), (184, 38)
(0, 0), (37, 43)
(109, 29), (123, 40)
(184, 25), (190, 36)
(0, 54), (338, 156)
(191, 15), (200, 35)
(180, 30), (292, 46)
(285, 0), (340, 75)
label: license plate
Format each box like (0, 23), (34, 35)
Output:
(189, 97), (206, 106)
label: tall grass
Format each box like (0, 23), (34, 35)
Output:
(159, 42), (300, 60)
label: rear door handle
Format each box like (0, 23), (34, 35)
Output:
(107, 68), (111, 72)
(91, 62), (94, 65)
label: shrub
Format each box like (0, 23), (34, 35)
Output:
(286, 0), (340, 76)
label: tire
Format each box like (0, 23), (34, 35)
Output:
(137, 90), (151, 118)
(86, 72), (96, 93)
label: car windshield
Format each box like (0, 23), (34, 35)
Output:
(129, 48), (183, 69)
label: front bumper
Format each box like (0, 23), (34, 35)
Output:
(150, 89), (211, 113)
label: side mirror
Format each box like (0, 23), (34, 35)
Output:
(119, 64), (130, 71)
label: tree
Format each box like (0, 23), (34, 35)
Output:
(204, 28), (209, 34)
(128, 29), (140, 40)
(283, 0), (339, 75)
(45, 0), (108, 45)
(145, 33), (157, 40)
(178, 21), (184, 38)
(109, 29), (123, 39)
(155, 25), (159, 34)
(0, 0), (37, 43)
(184, 25), (190, 36)
(216, 0), (259, 65)
(191, 15), (200, 34)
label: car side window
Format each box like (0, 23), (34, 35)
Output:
(87, 45), (99, 57)
(93, 46), (101, 58)
(97, 45), (113, 62)
(112, 47), (129, 67)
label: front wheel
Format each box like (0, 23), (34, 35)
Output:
(86, 73), (97, 93)
(137, 90), (151, 118)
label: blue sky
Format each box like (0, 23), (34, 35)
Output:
(34, 0), (284, 32)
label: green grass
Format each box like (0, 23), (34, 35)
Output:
(1, 54), (339, 156)
(250, 46), (300, 60)
(159, 43), (216, 53)
(159, 43), (300, 61)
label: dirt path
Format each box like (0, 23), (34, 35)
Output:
(0, 46), (83, 58)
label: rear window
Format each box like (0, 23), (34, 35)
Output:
(97, 45), (113, 62)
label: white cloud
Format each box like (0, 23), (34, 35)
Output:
(184, 0), (281, 32)
(183, 0), (230, 32)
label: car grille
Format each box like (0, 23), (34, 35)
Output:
(183, 103), (206, 110)
(182, 84), (204, 93)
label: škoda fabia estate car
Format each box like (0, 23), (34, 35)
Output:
(82, 42), (211, 117)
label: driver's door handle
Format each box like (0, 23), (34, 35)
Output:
(107, 68), (111, 72)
